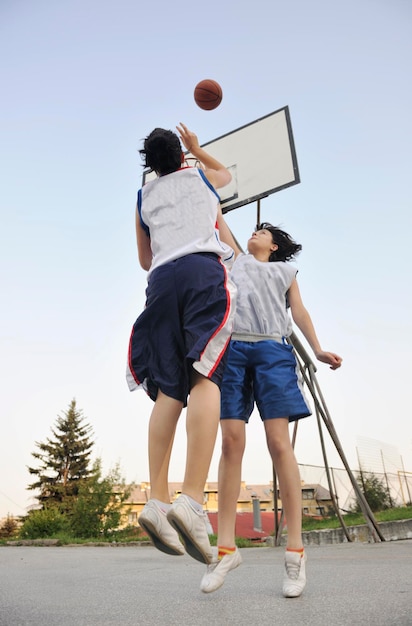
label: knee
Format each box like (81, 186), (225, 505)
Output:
(221, 431), (245, 460)
(266, 434), (290, 459)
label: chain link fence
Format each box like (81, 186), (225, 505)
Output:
(298, 463), (412, 511)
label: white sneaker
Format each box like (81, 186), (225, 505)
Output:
(167, 494), (213, 564)
(138, 500), (184, 556)
(200, 548), (242, 593)
(283, 550), (307, 598)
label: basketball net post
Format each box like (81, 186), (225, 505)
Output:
(256, 198), (261, 228)
(272, 331), (385, 544)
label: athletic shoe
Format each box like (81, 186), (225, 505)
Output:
(166, 494), (213, 564)
(200, 548), (242, 593)
(138, 500), (184, 556)
(283, 550), (307, 598)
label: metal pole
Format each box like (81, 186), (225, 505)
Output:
(288, 331), (385, 542)
(307, 364), (352, 542)
(256, 198), (261, 228)
(401, 456), (412, 504)
(356, 447), (366, 493)
(380, 450), (393, 507)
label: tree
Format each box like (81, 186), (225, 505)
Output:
(69, 459), (132, 538)
(23, 400), (131, 539)
(20, 459), (132, 540)
(0, 514), (19, 538)
(353, 470), (392, 513)
(27, 399), (94, 511)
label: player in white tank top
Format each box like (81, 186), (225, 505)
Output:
(127, 123), (236, 564)
(138, 166), (234, 279)
(200, 220), (342, 596)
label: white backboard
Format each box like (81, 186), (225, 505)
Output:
(142, 106), (300, 214)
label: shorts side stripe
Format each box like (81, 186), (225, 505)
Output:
(194, 260), (236, 379)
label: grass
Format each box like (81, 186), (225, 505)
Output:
(301, 506), (412, 532)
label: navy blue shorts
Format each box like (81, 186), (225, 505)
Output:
(220, 340), (311, 422)
(126, 253), (236, 405)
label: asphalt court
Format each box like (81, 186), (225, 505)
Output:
(0, 540), (411, 625)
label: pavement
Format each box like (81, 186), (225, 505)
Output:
(0, 540), (411, 625)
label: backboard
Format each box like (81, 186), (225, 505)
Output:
(142, 106), (300, 214)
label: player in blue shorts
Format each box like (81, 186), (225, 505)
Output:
(200, 219), (342, 596)
(126, 123), (236, 565)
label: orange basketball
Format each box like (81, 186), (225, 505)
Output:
(194, 79), (223, 111)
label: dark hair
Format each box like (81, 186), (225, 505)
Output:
(256, 222), (302, 262)
(139, 128), (182, 175)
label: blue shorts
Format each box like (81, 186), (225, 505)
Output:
(126, 253), (236, 405)
(220, 340), (311, 422)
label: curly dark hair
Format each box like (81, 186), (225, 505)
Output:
(139, 128), (182, 175)
(256, 222), (302, 262)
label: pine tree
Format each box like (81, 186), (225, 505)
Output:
(0, 514), (19, 538)
(27, 399), (94, 511)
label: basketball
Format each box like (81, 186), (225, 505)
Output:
(194, 79), (222, 111)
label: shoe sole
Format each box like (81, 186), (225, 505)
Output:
(138, 518), (184, 556)
(283, 589), (305, 598)
(167, 511), (212, 564)
(283, 578), (306, 598)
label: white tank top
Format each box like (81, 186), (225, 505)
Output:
(138, 167), (234, 279)
(230, 254), (298, 339)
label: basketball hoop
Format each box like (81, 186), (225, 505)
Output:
(184, 156), (202, 169)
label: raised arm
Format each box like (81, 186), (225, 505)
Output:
(287, 279), (342, 370)
(176, 123), (231, 190)
(216, 205), (242, 258)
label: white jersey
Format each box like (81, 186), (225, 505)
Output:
(138, 167), (234, 279)
(230, 253), (298, 340)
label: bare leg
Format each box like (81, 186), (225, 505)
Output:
(216, 419), (246, 547)
(199, 418), (245, 592)
(264, 418), (303, 550)
(181, 372), (220, 504)
(148, 390), (183, 502)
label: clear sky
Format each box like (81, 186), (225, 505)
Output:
(1, 0), (411, 518)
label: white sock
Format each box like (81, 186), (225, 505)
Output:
(151, 499), (171, 513)
(184, 494), (204, 513)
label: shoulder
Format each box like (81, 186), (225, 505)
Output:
(274, 261), (298, 278)
(233, 253), (249, 267)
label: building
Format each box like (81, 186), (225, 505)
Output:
(121, 480), (333, 537)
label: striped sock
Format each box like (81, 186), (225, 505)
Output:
(286, 547), (304, 556)
(218, 546), (236, 561)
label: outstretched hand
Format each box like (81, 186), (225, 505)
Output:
(315, 351), (343, 370)
(176, 123), (199, 153)
(176, 122), (231, 189)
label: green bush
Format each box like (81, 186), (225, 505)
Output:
(19, 507), (69, 539)
(353, 471), (392, 513)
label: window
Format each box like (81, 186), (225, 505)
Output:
(302, 489), (315, 500)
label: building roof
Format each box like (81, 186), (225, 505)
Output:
(124, 481), (330, 505)
(302, 483), (332, 500)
